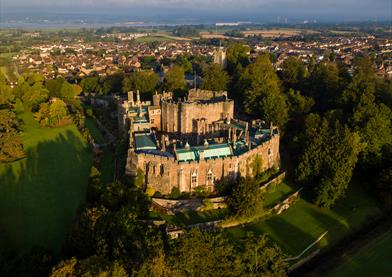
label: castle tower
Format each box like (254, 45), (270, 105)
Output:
(153, 91), (160, 106)
(136, 90), (141, 106)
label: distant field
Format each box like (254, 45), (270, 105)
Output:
(242, 28), (319, 38)
(136, 33), (192, 42)
(326, 230), (392, 276)
(0, 113), (92, 255)
(225, 183), (381, 257)
(199, 32), (232, 39)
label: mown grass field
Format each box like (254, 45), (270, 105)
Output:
(326, 230), (392, 276)
(0, 113), (92, 255)
(225, 183), (382, 257)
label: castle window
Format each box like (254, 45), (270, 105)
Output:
(151, 118), (155, 124)
(191, 172), (198, 187)
(160, 164), (164, 175)
(207, 172), (213, 182)
(268, 148), (272, 156)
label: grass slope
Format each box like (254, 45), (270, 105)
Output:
(0, 113), (92, 255)
(84, 117), (114, 183)
(225, 184), (381, 257)
(327, 230), (392, 276)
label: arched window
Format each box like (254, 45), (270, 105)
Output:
(191, 171), (198, 188)
(207, 170), (213, 182)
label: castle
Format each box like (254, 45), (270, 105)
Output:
(120, 89), (280, 195)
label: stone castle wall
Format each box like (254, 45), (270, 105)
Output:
(161, 100), (234, 134)
(126, 134), (280, 194)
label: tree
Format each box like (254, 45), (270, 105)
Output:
(45, 77), (65, 98)
(201, 64), (229, 91)
(13, 77), (49, 111)
(163, 66), (185, 91)
(296, 114), (362, 207)
(0, 73), (14, 106)
(175, 55), (193, 74)
(100, 73), (124, 95)
(241, 54), (288, 129)
(35, 102), (51, 126)
(50, 256), (127, 277)
(342, 57), (392, 166)
(287, 89), (314, 117)
(241, 233), (288, 276)
(49, 99), (68, 125)
(80, 76), (101, 94)
(227, 177), (264, 217)
(226, 43), (249, 75)
(169, 229), (239, 277)
(281, 56), (307, 91)
(0, 109), (24, 162)
(122, 71), (159, 95)
(308, 61), (342, 112)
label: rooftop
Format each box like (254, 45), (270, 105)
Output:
(134, 133), (157, 151)
(175, 143), (233, 162)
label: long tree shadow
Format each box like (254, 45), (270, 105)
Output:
(0, 130), (92, 258)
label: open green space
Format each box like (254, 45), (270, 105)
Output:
(326, 230), (392, 276)
(225, 183), (382, 257)
(263, 182), (295, 208)
(0, 112), (92, 255)
(135, 35), (174, 43)
(85, 117), (105, 144)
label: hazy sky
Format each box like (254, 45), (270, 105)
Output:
(2, 0), (391, 21)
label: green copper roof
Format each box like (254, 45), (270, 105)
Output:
(176, 143), (232, 162)
(176, 149), (197, 162)
(134, 133), (157, 151)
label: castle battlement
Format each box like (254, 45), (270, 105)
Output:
(121, 89), (280, 195)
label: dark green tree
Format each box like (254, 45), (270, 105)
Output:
(0, 109), (24, 162)
(241, 54), (288, 129)
(202, 64), (229, 91)
(281, 56), (307, 91)
(163, 66), (185, 91)
(241, 233), (288, 276)
(296, 114), (362, 207)
(226, 43), (250, 75)
(122, 71), (159, 95)
(227, 177), (264, 217)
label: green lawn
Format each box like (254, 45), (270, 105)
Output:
(225, 184), (382, 257)
(85, 117), (105, 144)
(0, 113), (92, 255)
(263, 182), (295, 208)
(326, 230), (392, 276)
(84, 117), (114, 183)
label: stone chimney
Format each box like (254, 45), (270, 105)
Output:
(128, 91), (134, 105)
(136, 90), (141, 105)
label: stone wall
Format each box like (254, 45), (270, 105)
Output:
(127, 134), (280, 195)
(160, 100), (234, 135)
